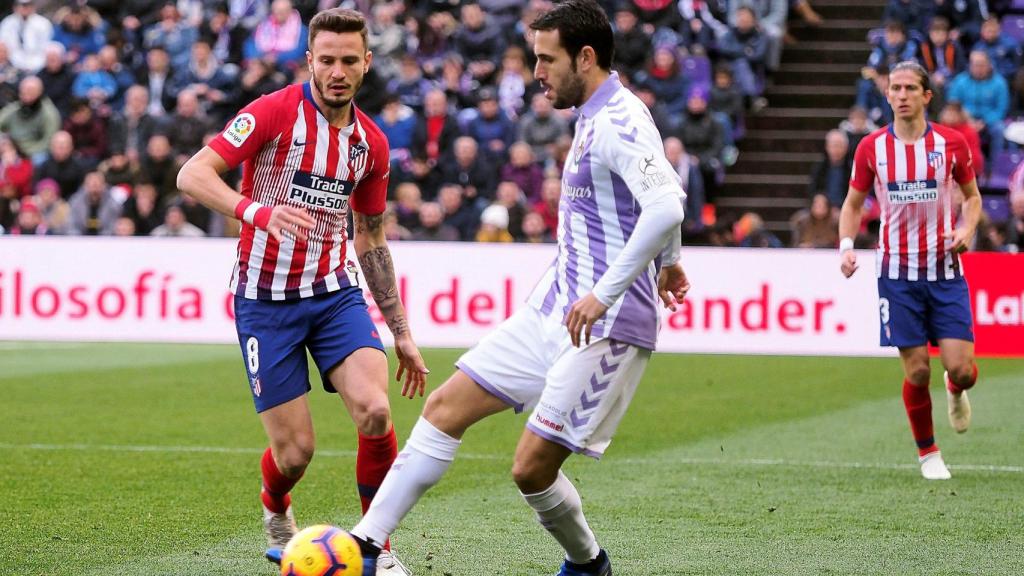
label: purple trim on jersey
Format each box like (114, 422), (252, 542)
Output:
(238, 270), (352, 300)
(611, 278), (658, 350)
(559, 192), (581, 317)
(610, 172), (639, 240)
(456, 360), (525, 413)
(526, 421), (603, 459)
(540, 263), (559, 315)
(579, 73), (622, 119)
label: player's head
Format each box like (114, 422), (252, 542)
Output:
(530, 0), (614, 109)
(887, 61), (932, 121)
(307, 8), (372, 109)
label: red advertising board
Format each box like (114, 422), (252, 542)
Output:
(962, 252), (1024, 356)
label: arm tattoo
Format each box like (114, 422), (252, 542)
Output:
(358, 244), (409, 336)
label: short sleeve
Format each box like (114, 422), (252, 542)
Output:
(207, 96), (279, 170)
(350, 137), (389, 215)
(592, 108), (685, 210)
(951, 136), (976, 185)
(849, 136), (875, 192)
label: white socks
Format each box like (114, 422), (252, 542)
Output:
(352, 416), (461, 546)
(521, 471), (600, 564)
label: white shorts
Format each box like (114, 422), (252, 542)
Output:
(456, 306), (651, 459)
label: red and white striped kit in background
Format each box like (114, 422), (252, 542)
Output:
(208, 83), (389, 301)
(850, 123), (976, 282)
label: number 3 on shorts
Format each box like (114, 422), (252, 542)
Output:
(246, 337), (260, 375)
(878, 298), (890, 325)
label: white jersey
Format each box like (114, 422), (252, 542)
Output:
(527, 72), (685, 350)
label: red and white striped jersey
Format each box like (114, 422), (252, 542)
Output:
(850, 123), (976, 281)
(208, 83), (389, 301)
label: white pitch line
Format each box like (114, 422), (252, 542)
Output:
(1, 442), (1020, 474)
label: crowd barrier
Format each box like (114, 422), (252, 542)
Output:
(1, 237), (1021, 357)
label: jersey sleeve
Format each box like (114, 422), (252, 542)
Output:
(207, 96), (279, 171)
(950, 134), (976, 185)
(592, 110), (686, 210)
(849, 136), (875, 192)
(350, 134), (390, 216)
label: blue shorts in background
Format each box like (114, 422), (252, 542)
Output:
(876, 276), (974, 348)
(234, 287), (385, 413)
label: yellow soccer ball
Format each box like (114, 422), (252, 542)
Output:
(280, 525), (363, 576)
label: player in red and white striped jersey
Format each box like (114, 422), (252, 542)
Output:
(177, 9), (424, 574)
(840, 61), (981, 481)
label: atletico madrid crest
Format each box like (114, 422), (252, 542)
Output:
(927, 151), (944, 171)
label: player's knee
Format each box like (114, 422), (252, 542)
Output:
(907, 364), (931, 385)
(948, 361), (976, 387)
(276, 441), (314, 476)
(353, 399), (391, 436)
(511, 455), (557, 493)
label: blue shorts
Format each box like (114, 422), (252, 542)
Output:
(234, 287), (385, 413)
(876, 276), (974, 348)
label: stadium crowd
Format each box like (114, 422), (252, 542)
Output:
(0, 0), (1021, 253)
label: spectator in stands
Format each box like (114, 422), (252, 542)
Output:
(112, 216), (137, 236)
(734, 211), (783, 247)
(0, 0), (53, 74)
(167, 38), (238, 125)
(238, 57), (287, 107)
(150, 203), (204, 237)
(728, 0), (787, 71)
(677, 0), (717, 54)
(857, 62), (894, 126)
(453, 1), (505, 84)
(33, 178), (70, 234)
(244, 0), (307, 68)
(947, 50), (1009, 160)
(441, 136), (497, 206)
(494, 180), (527, 239)
(476, 203), (514, 242)
(201, 4), (236, 65)
(716, 6), (768, 102)
(972, 16), (1021, 81)
(808, 129), (852, 209)
(368, 2), (406, 82)
(0, 76), (60, 163)
(839, 105), (877, 158)
(465, 86), (516, 158)
(8, 198), (45, 234)
(99, 148), (139, 191)
(382, 209), (412, 241)
(663, 136), (706, 237)
(227, 0), (268, 37)
(917, 16), (965, 114)
(634, 46), (690, 116)
(69, 171), (121, 235)
(71, 54), (117, 109)
(630, 0), (683, 39)
(677, 87), (725, 206)
(52, 4), (106, 61)
(118, 0), (167, 36)
(389, 54), (430, 113)
(495, 45), (534, 120)
(139, 133), (181, 201)
(438, 182), (479, 240)
(882, 0), (931, 35)
(858, 21), (916, 113)
(410, 201), (459, 241)
(632, 82), (677, 139)
(143, 2), (198, 71)
(611, 4), (651, 81)
(393, 182), (423, 231)
(413, 89), (460, 166)
(97, 45), (137, 110)
(790, 193), (839, 248)
(0, 134), (33, 198)
(1004, 187), (1024, 251)
(710, 65), (745, 139)
(520, 211), (553, 243)
(500, 141), (544, 202)
(0, 43), (19, 108)
(165, 89), (212, 160)
(36, 43), (73, 116)
(62, 99), (109, 168)
(34, 131), (87, 199)
(140, 46), (173, 116)
(375, 95), (417, 167)
(533, 175), (560, 235)
(120, 180), (161, 235)
(410, 10), (456, 77)
(939, 102), (986, 176)
(517, 92), (569, 164)
(433, 53), (476, 111)
(109, 85), (163, 164)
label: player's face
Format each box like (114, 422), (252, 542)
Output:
(533, 29), (585, 110)
(886, 70), (931, 121)
(307, 31), (372, 109)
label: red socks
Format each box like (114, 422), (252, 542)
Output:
(947, 363), (979, 394)
(902, 380), (937, 457)
(357, 425), (397, 550)
(261, 447), (302, 513)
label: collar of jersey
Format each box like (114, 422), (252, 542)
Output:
(578, 71), (622, 119)
(303, 82), (357, 132)
(887, 121), (933, 143)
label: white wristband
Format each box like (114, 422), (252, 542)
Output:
(839, 237), (854, 254)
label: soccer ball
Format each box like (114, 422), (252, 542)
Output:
(280, 524), (363, 576)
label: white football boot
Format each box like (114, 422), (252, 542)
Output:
(945, 371), (971, 434)
(919, 451), (952, 480)
(376, 549), (412, 576)
(263, 504), (298, 548)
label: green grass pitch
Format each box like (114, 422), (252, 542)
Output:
(1, 343), (1022, 575)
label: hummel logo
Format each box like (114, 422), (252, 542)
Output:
(293, 138), (308, 147)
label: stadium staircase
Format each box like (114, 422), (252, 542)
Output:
(718, 0), (887, 242)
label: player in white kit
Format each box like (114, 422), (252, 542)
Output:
(349, 1), (689, 574)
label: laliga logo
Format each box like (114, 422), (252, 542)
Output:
(232, 115), (254, 136)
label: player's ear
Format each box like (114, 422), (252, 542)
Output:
(364, 49), (373, 74)
(306, 50), (313, 74)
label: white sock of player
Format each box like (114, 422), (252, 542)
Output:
(351, 416), (460, 547)
(521, 470), (600, 564)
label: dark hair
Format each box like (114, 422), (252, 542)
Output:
(308, 8), (368, 50)
(530, 0), (613, 71)
(890, 60), (931, 92)
(883, 19), (905, 33)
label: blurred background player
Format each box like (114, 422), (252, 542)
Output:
(349, 2), (689, 575)
(175, 8), (427, 575)
(839, 61), (980, 481)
